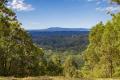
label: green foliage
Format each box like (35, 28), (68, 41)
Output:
(112, 0), (120, 4)
(82, 22), (104, 77)
(63, 55), (83, 78)
(82, 1), (120, 78)
(46, 54), (63, 76)
(83, 13), (120, 78)
(0, 0), (44, 77)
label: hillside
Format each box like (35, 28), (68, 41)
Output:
(28, 30), (89, 53)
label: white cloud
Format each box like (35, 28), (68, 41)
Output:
(87, 0), (109, 4)
(96, 6), (120, 12)
(87, 0), (120, 12)
(7, 0), (34, 11)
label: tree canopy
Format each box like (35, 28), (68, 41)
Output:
(0, 0), (44, 77)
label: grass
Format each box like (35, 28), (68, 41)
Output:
(0, 76), (120, 80)
(0, 76), (86, 80)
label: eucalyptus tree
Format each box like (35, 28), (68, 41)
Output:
(0, 0), (44, 76)
(112, 0), (120, 4)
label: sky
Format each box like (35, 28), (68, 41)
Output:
(7, 0), (120, 30)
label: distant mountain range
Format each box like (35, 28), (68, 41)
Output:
(37, 27), (89, 31)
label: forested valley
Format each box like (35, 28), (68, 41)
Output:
(0, 0), (120, 79)
(29, 31), (89, 53)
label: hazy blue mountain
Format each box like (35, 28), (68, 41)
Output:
(39, 27), (89, 31)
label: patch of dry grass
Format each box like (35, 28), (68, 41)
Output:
(0, 76), (120, 80)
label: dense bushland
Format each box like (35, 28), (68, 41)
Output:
(0, 0), (120, 78)
(83, 13), (120, 78)
(29, 31), (89, 53)
(0, 0), (44, 77)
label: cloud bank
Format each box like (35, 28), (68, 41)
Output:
(7, 0), (34, 11)
(87, 0), (120, 12)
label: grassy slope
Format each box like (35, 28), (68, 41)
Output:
(0, 77), (119, 80)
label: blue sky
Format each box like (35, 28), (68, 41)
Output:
(8, 0), (119, 30)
